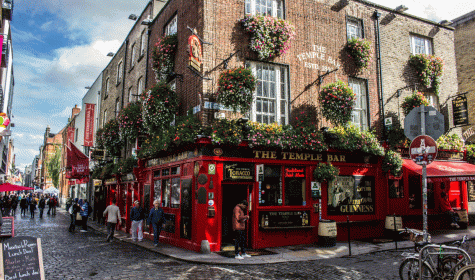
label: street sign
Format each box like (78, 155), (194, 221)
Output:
(404, 106), (445, 141)
(410, 135), (438, 165)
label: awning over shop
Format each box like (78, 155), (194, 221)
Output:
(403, 159), (475, 182)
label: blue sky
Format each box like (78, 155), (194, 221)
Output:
(10, 0), (475, 172)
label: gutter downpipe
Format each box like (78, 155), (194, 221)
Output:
(374, 10), (386, 141)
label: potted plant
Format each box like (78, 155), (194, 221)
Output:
(151, 34), (178, 81)
(401, 91), (430, 116)
(241, 15), (296, 60)
(217, 67), (257, 114)
(313, 162), (340, 183)
(409, 54), (443, 95)
(101, 119), (124, 157)
(382, 150), (403, 177)
(142, 82), (178, 136)
(346, 38), (372, 70)
(319, 81), (356, 126)
(118, 102), (144, 143)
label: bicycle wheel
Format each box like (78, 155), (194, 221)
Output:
(441, 255), (470, 278)
(454, 264), (475, 280)
(399, 257), (434, 280)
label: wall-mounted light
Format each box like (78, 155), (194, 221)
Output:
(106, 52), (115, 57)
(395, 5), (408, 12)
(128, 14), (138, 21)
(141, 19), (153, 26)
(85, 86), (91, 89)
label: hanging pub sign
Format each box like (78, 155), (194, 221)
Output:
(452, 95), (469, 126)
(224, 163), (254, 181)
(188, 34), (202, 72)
(284, 167), (305, 178)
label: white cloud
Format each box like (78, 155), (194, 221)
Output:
(51, 106), (73, 118)
(11, 27), (44, 43)
(40, 21), (54, 31)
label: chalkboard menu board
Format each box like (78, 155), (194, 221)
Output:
(453, 95), (469, 126)
(0, 217), (14, 237)
(468, 181), (475, 202)
(0, 236), (45, 280)
(259, 210), (310, 228)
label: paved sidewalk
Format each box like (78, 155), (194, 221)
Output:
(79, 209), (475, 265)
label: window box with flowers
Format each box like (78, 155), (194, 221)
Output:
(118, 102), (144, 143)
(142, 82), (178, 137)
(319, 80), (356, 126)
(217, 67), (257, 114)
(382, 150), (403, 177)
(328, 125), (385, 156)
(401, 91), (430, 116)
(347, 38), (372, 70)
(101, 119), (124, 157)
(313, 162), (340, 183)
(409, 54), (443, 95)
(436, 134), (464, 151)
(241, 15), (296, 60)
(151, 34), (178, 82)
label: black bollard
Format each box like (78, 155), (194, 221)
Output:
(393, 214), (398, 250)
(347, 216), (351, 256)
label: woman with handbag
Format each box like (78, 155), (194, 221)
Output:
(68, 198), (81, 232)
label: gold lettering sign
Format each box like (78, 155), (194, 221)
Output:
(253, 150), (343, 163)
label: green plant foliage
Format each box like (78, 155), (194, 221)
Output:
(95, 128), (105, 149)
(409, 54), (444, 95)
(313, 162), (340, 183)
(437, 134), (464, 151)
(211, 119), (243, 145)
(117, 157), (138, 174)
(466, 145), (475, 164)
(102, 119), (124, 157)
(142, 82), (178, 136)
(328, 125), (384, 156)
(347, 38), (372, 70)
(151, 34), (178, 81)
(386, 123), (408, 149)
(217, 67), (257, 114)
(401, 91), (430, 116)
(118, 102), (144, 143)
(171, 113), (202, 147)
(382, 150), (403, 176)
(319, 80), (356, 126)
(46, 146), (62, 188)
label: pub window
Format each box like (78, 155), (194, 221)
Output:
(410, 34), (433, 55)
(154, 179), (162, 203)
(153, 170), (161, 178)
(259, 166), (282, 206)
(284, 167), (306, 206)
(140, 30), (147, 56)
(115, 98), (120, 117)
(102, 110), (107, 128)
(248, 62), (289, 125)
(245, 0), (284, 18)
(171, 178), (181, 208)
(171, 166), (180, 175)
(389, 179), (404, 198)
(137, 76), (144, 96)
(328, 176), (375, 215)
(164, 14), (177, 36)
(346, 18), (363, 40)
(162, 179), (171, 207)
(162, 168), (170, 176)
(408, 175), (421, 209)
(128, 87), (134, 103)
(348, 77), (369, 131)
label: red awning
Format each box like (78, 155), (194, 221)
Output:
(403, 159), (475, 182)
(66, 140), (90, 179)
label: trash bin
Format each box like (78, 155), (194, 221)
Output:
(318, 220), (337, 247)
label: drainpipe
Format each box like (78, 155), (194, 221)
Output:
(374, 10), (386, 141)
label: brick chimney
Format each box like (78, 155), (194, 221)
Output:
(72, 104), (80, 118)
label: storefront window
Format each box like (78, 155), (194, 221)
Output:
(171, 178), (181, 208)
(328, 175), (375, 215)
(162, 179), (171, 207)
(259, 166), (282, 206)
(153, 180), (162, 203)
(389, 179), (404, 198)
(171, 166), (180, 175)
(284, 167), (306, 206)
(162, 169), (170, 176)
(408, 175), (421, 209)
(154, 170), (161, 177)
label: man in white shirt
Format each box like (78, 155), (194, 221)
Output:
(103, 198), (121, 242)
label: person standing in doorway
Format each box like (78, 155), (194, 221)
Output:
(147, 200), (164, 246)
(38, 195), (46, 219)
(130, 200), (144, 242)
(233, 200), (251, 259)
(103, 198), (121, 242)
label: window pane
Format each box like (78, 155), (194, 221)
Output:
(171, 178), (181, 208)
(263, 115), (268, 124)
(269, 100), (275, 113)
(263, 81), (268, 97)
(256, 99), (262, 112)
(162, 169), (170, 176)
(285, 169), (306, 206)
(259, 166), (282, 206)
(162, 179), (171, 207)
(263, 100), (268, 112)
(154, 180), (162, 202)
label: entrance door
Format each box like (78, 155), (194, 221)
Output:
(221, 184), (249, 246)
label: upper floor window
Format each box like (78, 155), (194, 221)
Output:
(245, 0), (284, 18)
(103, 110), (107, 128)
(140, 30), (147, 56)
(105, 77), (110, 97)
(115, 98), (120, 117)
(128, 87), (134, 103)
(117, 61), (123, 83)
(165, 15), (177, 36)
(347, 18), (363, 40)
(131, 44), (136, 68)
(248, 62), (289, 125)
(411, 35), (433, 55)
(348, 77), (369, 131)
(137, 77), (144, 96)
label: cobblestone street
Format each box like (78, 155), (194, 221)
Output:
(9, 209), (474, 279)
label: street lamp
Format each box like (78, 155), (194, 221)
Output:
(395, 5), (408, 12)
(128, 14), (138, 21)
(107, 52), (115, 57)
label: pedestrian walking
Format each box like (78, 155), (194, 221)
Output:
(20, 195), (27, 216)
(69, 198), (81, 232)
(147, 200), (164, 246)
(51, 195), (57, 216)
(47, 195), (53, 215)
(103, 198), (121, 242)
(80, 199), (90, 232)
(29, 194), (37, 218)
(38, 195), (46, 219)
(65, 196), (72, 213)
(233, 200), (251, 259)
(130, 200), (144, 242)
(11, 195), (18, 216)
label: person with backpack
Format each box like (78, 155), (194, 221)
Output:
(38, 195), (46, 219)
(69, 198), (81, 232)
(20, 195), (27, 216)
(79, 199), (90, 232)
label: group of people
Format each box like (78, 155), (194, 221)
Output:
(68, 198), (91, 233)
(16, 193), (58, 218)
(0, 194), (18, 216)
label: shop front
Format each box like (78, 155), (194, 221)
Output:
(139, 144), (387, 252)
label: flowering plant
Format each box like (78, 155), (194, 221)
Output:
(217, 67), (257, 114)
(118, 102), (144, 143)
(95, 128), (105, 149)
(142, 82), (178, 136)
(437, 134), (464, 151)
(117, 157), (138, 174)
(241, 15), (296, 60)
(313, 162), (339, 183)
(382, 150), (403, 176)
(137, 130), (173, 159)
(211, 119), (244, 145)
(409, 54), (444, 95)
(319, 80), (356, 126)
(328, 125), (384, 156)
(401, 91), (430, 116)
(248, 122), (288, 148)
(151, 34), (178, 81)
(101, 119), (124, 156)
(347, 38), (372, 70)
(170, 113), (202, 147)
(467, 145), (475, 165)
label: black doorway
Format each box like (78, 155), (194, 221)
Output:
(221, 184), (248, 245)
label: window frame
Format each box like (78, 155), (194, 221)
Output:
(410, 34), (433, 55)
(115, 98), (120, 117)
(117, 61), (123, 85)
(245, 0), (285, 18)
(130, 43), (136, 69)
(140, 30), (147, 57)
(164, 14), (177, 36)
(137, 76), (144, 97)
(346, 17), (364, 40)
(348, 77), (370, 131)
(104, 77), (110, 99)
(128, 86), (134, 103)
(152, 165), (182, 209)
(102, 109), (107, 128)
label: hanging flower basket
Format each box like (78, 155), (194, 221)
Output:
(436, 134), (464, 151)
(401, 91), (430, 116)
(319, 80), (356, 126)
(241, 15), (296, 60)
(346, 38), (372, 70)
(142, 82), (178, 136)
(101, 119), (124, 157)
(217, 67), (257, 114)
(118, 102), (144, 143)
(409, 54), (443, 95)
(313, 162), (340, 183)
(328, 125), (385, 156)
(382, 150), (403, 177)
(151, 34), (178, 81)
